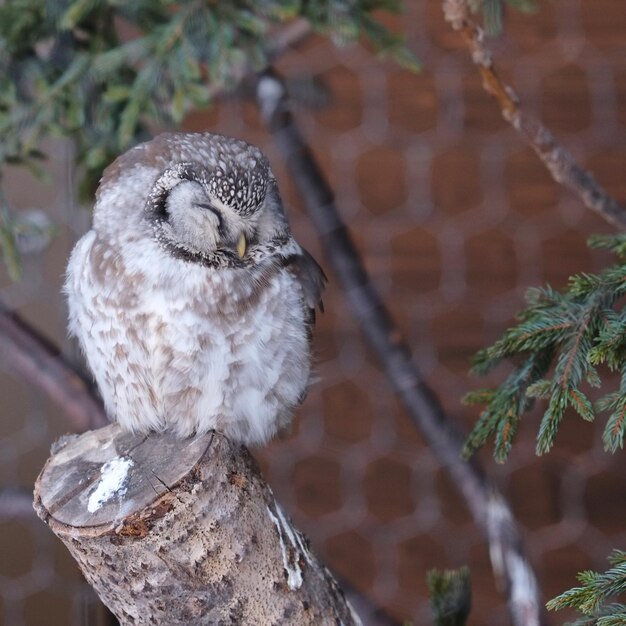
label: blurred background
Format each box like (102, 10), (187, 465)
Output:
(2, 0), (626, 624)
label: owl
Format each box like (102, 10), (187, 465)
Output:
(65, 132), (325, 445)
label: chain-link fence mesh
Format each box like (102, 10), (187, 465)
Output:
(2, 1), (626, 624)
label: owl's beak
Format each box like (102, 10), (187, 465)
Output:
(236, 232), (247, 258)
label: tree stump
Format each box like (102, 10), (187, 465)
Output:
(33, 424), (361, 625)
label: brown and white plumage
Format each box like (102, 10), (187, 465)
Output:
(65, 132), (325, 445)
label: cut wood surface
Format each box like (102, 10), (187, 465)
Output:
(34, 424), (361, 625)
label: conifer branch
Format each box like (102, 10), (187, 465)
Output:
(0, 0), (417, 195)
(442, 0), (626, 231)
(257, 68), (545, 626)
(205, 18), (312, 102)
(464, 235), (626, 460)
(547, 550), (626, 625)
(427, 567), (472, 626)
(0, 0), (418, 279)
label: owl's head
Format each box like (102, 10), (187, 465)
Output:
(93, 132), (290, 267)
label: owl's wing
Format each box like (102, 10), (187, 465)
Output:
(284, 247), (327, 325)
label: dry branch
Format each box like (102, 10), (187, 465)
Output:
(442, 0), (626, 230)
(257, 69), (545, 626)
(34, 424), (362, 625)
(0, 303), (106, 431)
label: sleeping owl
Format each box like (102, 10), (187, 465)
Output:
(65, 132), (325, 445)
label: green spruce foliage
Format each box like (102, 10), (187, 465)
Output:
(465, 236), (626, 623)
(464, 234), (626, 462)
(0, 0), (420, 279)
(427, 567), (472, 626)
(0, 0), (417, 194)
(546, 550), (626, 625)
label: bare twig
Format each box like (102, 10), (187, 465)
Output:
(442, 0), (626, 231)
(0, 487), (35, 519)
(0, 302), (106, 431)
(256, 69), (545, 626)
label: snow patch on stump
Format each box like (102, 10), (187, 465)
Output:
(87, 456), (134, 513)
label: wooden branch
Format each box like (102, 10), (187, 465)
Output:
(0, 302), (106, 431)
(256, 69), (545, 626)
(442, 0), (626, 231)
(34, 425), (362, 625)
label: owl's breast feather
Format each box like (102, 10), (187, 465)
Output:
(67, 231), (312, 444)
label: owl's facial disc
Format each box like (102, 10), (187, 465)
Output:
(163, 180), (249, 259)
(146, 162), (270, 266)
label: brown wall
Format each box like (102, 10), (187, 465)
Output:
(2, 1), (626, 624)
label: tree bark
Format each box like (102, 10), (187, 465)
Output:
(33, 424), (361, 626)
